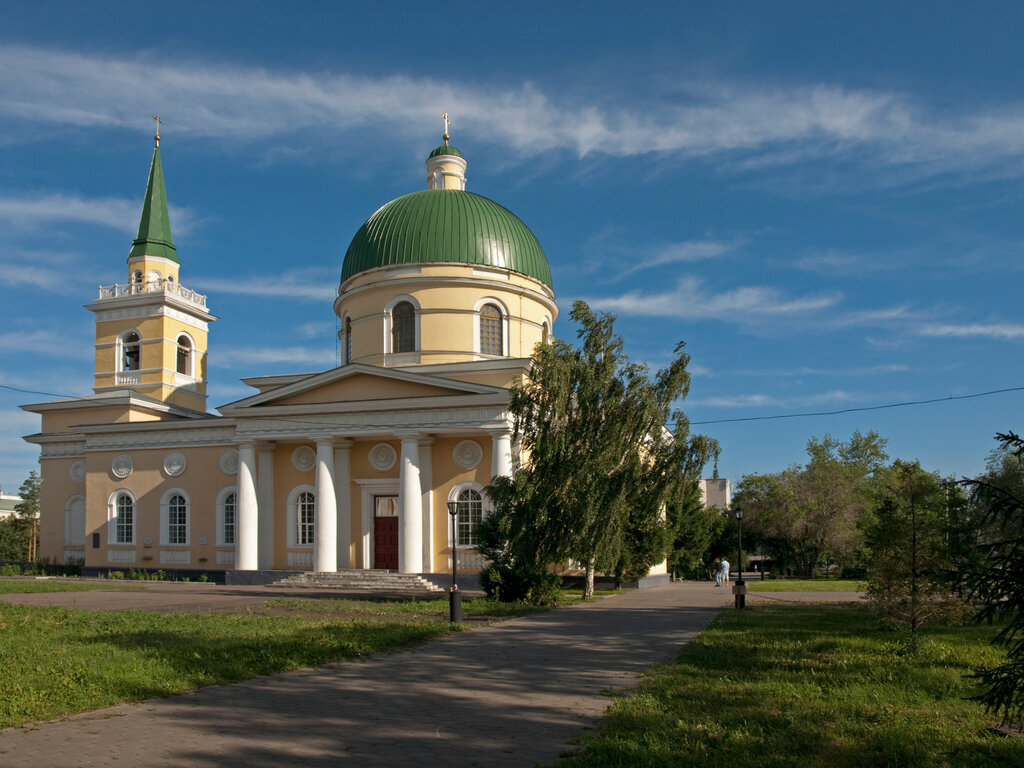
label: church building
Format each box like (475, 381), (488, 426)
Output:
(22, 120), (565, 581)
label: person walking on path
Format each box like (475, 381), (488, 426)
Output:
(721, 558), (731, 584)
(714, 557), (723, 586)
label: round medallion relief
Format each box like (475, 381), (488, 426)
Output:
(68, 460), (86, 483)
(368, 443), (397, 472)
(111, 453), (134, 479)
(163, 451), (187, 477)
(292, 445), (316, 473)
(219, 449), (239, 475)
(453, 440), (484, 470)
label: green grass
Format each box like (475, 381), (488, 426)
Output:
(0, 596), (539, 728)
(553, 605), (1022, 768)
(0, 580), (137, 594)
(746, 579), (865, 592)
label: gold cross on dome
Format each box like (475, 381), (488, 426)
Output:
(152, 115), (165, 146)
(442, 112), (450, 145)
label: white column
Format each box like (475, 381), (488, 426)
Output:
(492, 429), (513, 479)
(236, 441), (258, 571)
(314, 438), (337, 573)
(418, 436), (434, 572)
(398, 432), (423, 574)
(257, 445), (275, 570)
(335, 439), (352, 570)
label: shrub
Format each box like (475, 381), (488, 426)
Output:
(480, 564), (562, 604)
(0, 564), (22, 576)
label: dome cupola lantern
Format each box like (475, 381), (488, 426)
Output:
(426, 112), (467, 191)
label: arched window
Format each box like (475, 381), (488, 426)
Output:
(167, 494), (188, 544)
(456, 487), (484, 547)
(176, 335), (193, 376)
(391, 301), (415, 353)
(542, 321), (551, 345)
(217, 488), (237, 546)
(297, 491), (315, 545)
(479, 304), (503, 356)
(109, 491), (135, 544)
(345, 316), (352, 364)
(121, 331), (141, 372)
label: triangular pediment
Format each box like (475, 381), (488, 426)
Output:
(219, 364), (506, 413)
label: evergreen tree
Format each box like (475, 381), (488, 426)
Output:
(12, 471), (41, 562)
(961, 432), (1024, 727)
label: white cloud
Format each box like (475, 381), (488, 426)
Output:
(0, 330), (93, 360)
(586, 277), (838, 320)
(620, 239), (735, 276)
(0, 193), (197, 235)
(690, 389), (862, 409)
(215, 345), (337, 367)
(918, 323), (1024, 340)
(733, 363), (910, 378)
(2, 45), (1024, 179)
(194, 271), (337, 302)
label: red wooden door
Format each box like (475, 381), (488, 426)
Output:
(373, 496), (399, 570)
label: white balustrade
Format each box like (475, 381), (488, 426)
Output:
(64, 548), (85, 565)
(216, 550), (236, 566)
(97, 279), (207, 310)
(160, 550), (191, 565)
(287, 550), (314, 569)
(107, 548), (136, 564)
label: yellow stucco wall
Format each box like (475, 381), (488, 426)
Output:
(337, 264), (556, 367)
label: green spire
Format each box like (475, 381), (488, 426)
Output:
(128, 142), (178, 263)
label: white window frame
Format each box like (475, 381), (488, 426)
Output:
(175, 332), (196, 377)
(160, 488), (190, 546)
(447, 482), (487, 548)
(216, 486), (238, 546)
(473, 297), (509, 358)
(287, 485), (316, 547)
(107, 489), (136, 545)
(384, 295), (421, 359)
(118, 329), (142, 372)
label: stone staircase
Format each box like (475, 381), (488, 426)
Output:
(270, 569), (445, 594)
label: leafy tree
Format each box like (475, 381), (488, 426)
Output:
(734, 431), (887, 578)
(863, 460), (969, 644)
(480, 300), (716, 601)
(0, 517), (24, 561)
(960, 431), (1024, 727)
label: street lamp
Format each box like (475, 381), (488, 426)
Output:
(734, 508), (746, 610)
(447, 500), (462, 623)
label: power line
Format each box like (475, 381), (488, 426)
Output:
(685, 386), (1024, 426)
(5, 382), (1022, 432)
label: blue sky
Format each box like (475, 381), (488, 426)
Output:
(1, 1), (1022, 494)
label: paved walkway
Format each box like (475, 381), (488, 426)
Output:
(0, 581), (744, 768)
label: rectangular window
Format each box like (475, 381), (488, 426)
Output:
(115, 495), (134, 544)
(223, 494), (235, 545)
(298, 492), (315, 546)
(168, 495), (188, 545)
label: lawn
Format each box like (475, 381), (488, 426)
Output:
(0, 579), (137, 594)
(746, 579), (865, 592)
(553, 605), (1022, 768)
(0, 596), (539, 729)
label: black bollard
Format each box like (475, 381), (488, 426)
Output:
(449, 587), (462, 623)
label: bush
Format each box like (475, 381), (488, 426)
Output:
(0, 564), (22, 576)
(480, 564), (562, 604)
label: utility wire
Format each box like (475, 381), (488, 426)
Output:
(4, 382), (1022, 432)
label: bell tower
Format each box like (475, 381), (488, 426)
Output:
(87, 123), (216, 412)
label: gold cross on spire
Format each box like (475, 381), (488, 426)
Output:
(442, 112), (450, 146)
(152, 115), (165, 147)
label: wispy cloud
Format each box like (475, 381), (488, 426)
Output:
(691, 389), (862, 409)
(918, 322), (1024, 340)
(586, 277), (839, 320)
(2, 45), (1024, 180)
(733, 363), (911, 378)
(0, 330), (93, 359)
(193, 270), (337, 302)
(0, 192), (196, 235)
(215, 345), (337, 367)
(620, 239), (736, 276)
(0, 250), (96, 293)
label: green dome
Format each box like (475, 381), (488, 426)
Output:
(341, 189), (552, 288)
(428, 144), (465, 159)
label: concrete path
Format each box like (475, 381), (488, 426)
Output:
(0, 582), (734, 768)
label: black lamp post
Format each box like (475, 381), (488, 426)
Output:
(735, 508), (745, 610)
(447, 500), (462, 623)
